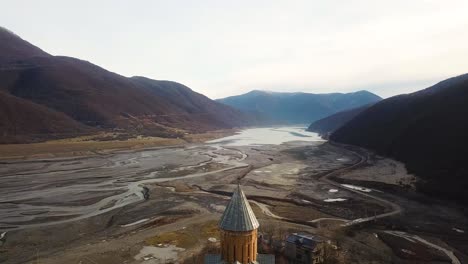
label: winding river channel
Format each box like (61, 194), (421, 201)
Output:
(0, 127), (321, 231)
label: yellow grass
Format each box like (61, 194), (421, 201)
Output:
(145, 220), (220, 249)
(183, 130), (236, 143)
(0, 130), (235, 159)
(0, 137), (182, 159)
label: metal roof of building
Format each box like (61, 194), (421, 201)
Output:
(256, 254), (275, 264)
(219, 185), (259, 232)
(286, 233), (326, 250)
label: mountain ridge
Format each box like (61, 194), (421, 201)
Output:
(0, 26), (49, 62)
(331, 73), (468, 202)
(0, 27), (252, 143)
(217, 90), (382, 124)
(307, 104), (373, 136)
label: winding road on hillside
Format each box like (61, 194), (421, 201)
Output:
(320, 143), (402, 226)
(244, 143), (401, 226)
(310, 143), (459, 264)
(247, 143), (460, 264)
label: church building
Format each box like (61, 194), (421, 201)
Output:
(205, 185), (275, 264)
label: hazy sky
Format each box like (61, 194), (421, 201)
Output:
(3, 0), (468, 99)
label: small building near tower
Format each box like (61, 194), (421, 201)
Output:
(285, 233), (326, 264)
(205, 185), (275, 264)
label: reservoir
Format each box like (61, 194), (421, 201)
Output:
(208, 127), (325, 146)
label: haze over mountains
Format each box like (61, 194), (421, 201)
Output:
(0, 27), (251, 143)
(325, 74), (468, 202)
(2, 26), (467, 204)
(217, 90), (381, 125)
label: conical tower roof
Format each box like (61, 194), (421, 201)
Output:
(219, 185), (259, 232)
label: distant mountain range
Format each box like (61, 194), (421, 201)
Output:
(329, 74), (468, 202)
(217, 90), (381, 124)
(0, 27), (251, 143)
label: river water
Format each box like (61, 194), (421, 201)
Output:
(208, 126), (324, 146)
(0, 127), (323, 230)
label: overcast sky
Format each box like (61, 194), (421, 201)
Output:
(3, 0), (468, 99)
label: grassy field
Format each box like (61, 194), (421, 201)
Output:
(145, 220), (220, 249)
(0, 130), (235, 159)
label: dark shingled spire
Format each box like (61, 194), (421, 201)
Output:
(219, 185), (259, 232)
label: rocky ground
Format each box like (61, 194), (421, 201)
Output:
(0, 139), (467, 264)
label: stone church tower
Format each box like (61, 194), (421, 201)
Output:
(219, 185), (260, 264)
(205, 185), (274, 264)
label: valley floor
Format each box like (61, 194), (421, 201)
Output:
(0, 136), (467, 264)
(0, 130), (234, 160)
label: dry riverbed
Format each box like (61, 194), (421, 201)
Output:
(0, 127), (467, 264)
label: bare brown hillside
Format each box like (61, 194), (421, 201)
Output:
(0, 27), (251, 143)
